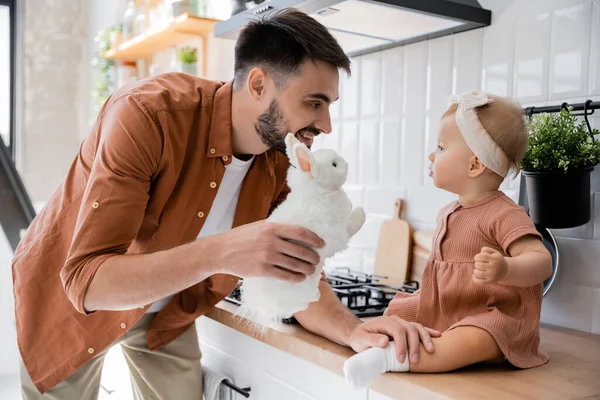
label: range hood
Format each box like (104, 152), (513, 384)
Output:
(215, 0), (491, 57)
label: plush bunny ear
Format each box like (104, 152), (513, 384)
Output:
(293, 143), (319, 177)
(285, 133), (300, 166)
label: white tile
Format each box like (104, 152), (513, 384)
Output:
(592, 289), (600, 335)
(405, 186), (457, 224)
(549, 3), (592, 100)
(508, 172), (522, 190)
(425, 36), (454, 187)
(514, 12), (551, 102)
(423, 116), (436, 188)
(482, 24), (514, 98)
(552, 193), (595, 239)
(452, 29), (483, 94)
(595, 193), (600, 239)
(541, 283), (594, 332)
(360, 52), (381, 118)
(592, 164), (600, 192)
(330, 99), (341, 123)
(350, 216), (384, 250)
(381, 47), (403, 117)
(341, 121), (360, 184)
(503, 189), (518, 203)
(401, 42), (428, 187)
(427, 35), (454, 114)
(411, 220), (437, 232)
(400, 116), (425, 187)
(344, 185), (364, 208)
(588, 1), (600, 96)
(342, 57), (360, 119)
(364, 186), (407, 217)
(323, 122), (341, 154)
(552, 236), (600, 289)
(362, 250), (376, 275)
(359, 118), (380, 185)
(379, 119), (401, 185)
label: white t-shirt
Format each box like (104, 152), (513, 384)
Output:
(146, 155), (254, 313)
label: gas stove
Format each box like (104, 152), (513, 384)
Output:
(224, 267), (419, 324)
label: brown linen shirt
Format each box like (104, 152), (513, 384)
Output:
(11, 73), (291, 393)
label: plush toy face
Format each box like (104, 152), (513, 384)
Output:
(285, 133), (348, 191)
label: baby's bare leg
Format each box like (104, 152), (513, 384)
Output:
(410, 326), (503, 373)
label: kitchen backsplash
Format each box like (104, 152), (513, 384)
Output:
(309, 0), (600, 335)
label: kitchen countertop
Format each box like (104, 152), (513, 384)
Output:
(205, 301), (600, 400)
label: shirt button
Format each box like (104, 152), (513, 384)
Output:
(222, 155), (229, 162)
(210, 182), (217, 189)
(210, 148), (216, 154)
(88, 347), (95, 354)
(92, 201), (99, 209)
(120, 322), (127, 329)
(197, 211), (205, 218)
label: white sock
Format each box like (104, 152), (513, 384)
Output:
(343, 342), (409, 389)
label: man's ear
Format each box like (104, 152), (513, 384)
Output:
(468, 155), (487, 178)
(247, 67), (267, 101)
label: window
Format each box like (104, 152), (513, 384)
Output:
(0, 0), (15, 159)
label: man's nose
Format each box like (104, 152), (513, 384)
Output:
(315, 110), (333, 134)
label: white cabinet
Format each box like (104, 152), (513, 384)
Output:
(367, 392), (395, 400)
(196, 316), (368, 400)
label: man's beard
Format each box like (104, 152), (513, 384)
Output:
(255, 100), (321, 154)
(255, 99), (289, 154)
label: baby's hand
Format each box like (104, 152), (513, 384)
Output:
(473, 247), (508, 284)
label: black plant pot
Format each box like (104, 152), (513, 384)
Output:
(522, 167), (593, 229)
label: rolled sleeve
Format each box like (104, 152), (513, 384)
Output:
(60, 94), (163, 314)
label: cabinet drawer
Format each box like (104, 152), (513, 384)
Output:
(197, 316), (367, 400)
(201, 341), (314, 400)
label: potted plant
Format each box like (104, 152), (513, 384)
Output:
(521, 107), (600, 228)
(177, 46), (198, 76)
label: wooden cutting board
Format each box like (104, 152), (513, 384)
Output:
(374, 199), (412, 286)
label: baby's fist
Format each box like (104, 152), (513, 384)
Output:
(473, 247), (508, 285)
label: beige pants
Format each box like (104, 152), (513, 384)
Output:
(20, 313), (203, 400)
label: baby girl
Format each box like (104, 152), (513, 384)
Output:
(344, 91), (553, 388)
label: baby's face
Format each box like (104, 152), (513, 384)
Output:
(427, 115), (474, 193)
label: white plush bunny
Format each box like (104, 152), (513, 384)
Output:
(237, 133), (366, 330)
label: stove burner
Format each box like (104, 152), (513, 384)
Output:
(224, 267), (419, 324)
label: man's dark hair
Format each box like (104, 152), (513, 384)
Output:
(233, 8), (351, 88)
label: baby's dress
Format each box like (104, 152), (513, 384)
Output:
(386, 191), (549, 368)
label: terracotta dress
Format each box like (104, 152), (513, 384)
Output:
(386, 191), (549, 368)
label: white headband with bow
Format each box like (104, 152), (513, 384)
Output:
(447, 90), (511, 178)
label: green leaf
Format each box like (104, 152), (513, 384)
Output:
(521, 107), (600, 172)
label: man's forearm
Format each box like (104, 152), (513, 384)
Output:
(83, 236), (221, 312)
(294, 279), (362, 347)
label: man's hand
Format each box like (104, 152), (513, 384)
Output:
(348, 316), (441, 364)
(473, 247), (508, 284)
(210, 221), (324, 282)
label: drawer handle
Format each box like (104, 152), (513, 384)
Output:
(221, 380), (251, 398)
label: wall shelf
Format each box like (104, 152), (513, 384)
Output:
(104, 13), (218, 75)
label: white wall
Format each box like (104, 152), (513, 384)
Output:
(314, 0), (600, 335)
